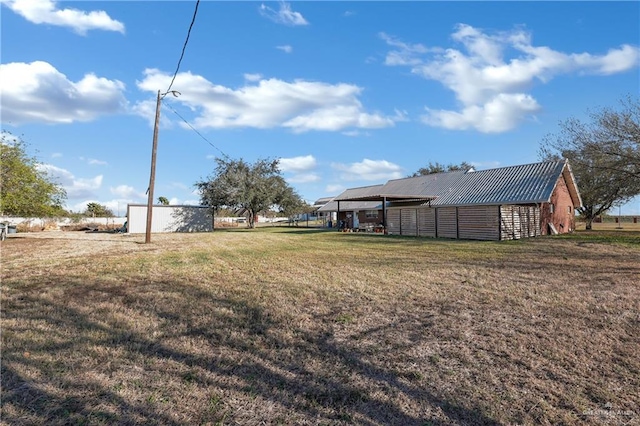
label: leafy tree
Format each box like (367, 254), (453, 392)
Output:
(84, 202), (114, 218)
(540, 96), (640, 229)
(157, 196), (170, 205)
(0, 132), (67, 216)
(411, 161), (473, 176)
(196, 157), (303, 228)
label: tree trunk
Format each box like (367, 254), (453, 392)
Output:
(585, 217), (593, 230)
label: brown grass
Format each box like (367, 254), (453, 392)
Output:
(1, 229), (639, 425)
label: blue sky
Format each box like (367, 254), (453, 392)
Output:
(1, 0), (639, 215)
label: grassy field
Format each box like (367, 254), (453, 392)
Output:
(1, 228), (639, 425)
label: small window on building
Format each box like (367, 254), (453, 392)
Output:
(567, 206), (572, 213)
(549, 204), (554, 213)
(365, 210), (378, 218)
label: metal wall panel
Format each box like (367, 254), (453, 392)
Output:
(418, 208), (436, 237)
(386, 209), (401, 235)
(400, 209), (418, 236)
(127, 205), (213, 233)
(457, 205), (500, 240)
(436, 207), (457, 239)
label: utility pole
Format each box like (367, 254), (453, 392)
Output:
(145, 90), (162, 244)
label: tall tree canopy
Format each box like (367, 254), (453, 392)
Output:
(1, 132), (67, 217)
(157, 196), (170, 205)
(196, 157), (304, 228)
(411, 161), (473, 177)
(540, 96), (640, 229)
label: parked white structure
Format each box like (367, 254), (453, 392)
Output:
(127, 204), (213, 233)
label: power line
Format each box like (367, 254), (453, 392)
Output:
(162, 101), (230, 160)
(164, 0), (200, 97)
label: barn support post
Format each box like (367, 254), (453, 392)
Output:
(435, 207), (438, 238)
(337, 201), (341, 230)
(498, 205), (502, 240)
(382, 197), (387, 234)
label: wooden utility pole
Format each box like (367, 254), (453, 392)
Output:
(145, 90), (162, 244)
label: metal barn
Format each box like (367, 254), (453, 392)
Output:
(127, 204), (213, 233)
(325, 160), (582, 241)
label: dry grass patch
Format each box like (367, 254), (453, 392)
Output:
(1, 229), (639, 425)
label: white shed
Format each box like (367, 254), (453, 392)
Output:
(127, 204), (213, 233)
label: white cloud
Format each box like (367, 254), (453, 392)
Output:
(422, 93), (541, 133)
(287, 173), (320, 184)
(379, 32), (434, 66)
(136, 69), (397, 133)
(244, 73), (263, 82)
(88, 158), (108, 166)
(0, 61), (127, 125)
(325, 184), (345, 195)
(110, 185), (146, 200)
(341, 130), (370, 137)
(1, 0), (125, 34)
(383, 24), (640, 133)
(51, 152), (63, 158)
(37, 164), (103, 199)
(332, 159), (404, 181)
(259, 1), (308, 26)
(279, 155), (319, 183)
(279, 155), (316, 172)
(276, 45), (293, 54)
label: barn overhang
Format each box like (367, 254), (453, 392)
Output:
(334, 194), (437, 230)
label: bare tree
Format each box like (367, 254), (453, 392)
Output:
(540, 96), (640, 229)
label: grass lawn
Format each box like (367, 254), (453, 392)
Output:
(1, 228), (639, 425)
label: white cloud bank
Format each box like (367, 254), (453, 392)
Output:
(136, 69), (397, 133)
(332, 159), (404, 181)
(382, 24), (640, 133)
(110, 185), (146, 200)
(279, 155), (320, 183)
(1, 0), (125, 34)
(259, 1), (308, 26)
(37, 164), (103, 199)
(0, 61), (127, 125)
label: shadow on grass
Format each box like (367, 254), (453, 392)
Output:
(2, 277), (502, 425)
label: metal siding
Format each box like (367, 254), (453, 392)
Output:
(400, 209), (418, 236)
(418, 208), (436, 237)
(127, 205), (213, 233)
(457, 205), (500, 240)
(386, 209), (401, 235)
(436, 207), (457, 239)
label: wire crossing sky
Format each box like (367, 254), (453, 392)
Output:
(1, 1), (638, 213)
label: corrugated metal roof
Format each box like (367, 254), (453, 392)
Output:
(317, 160), (581, 211)
(334, 184), (386, 201)
(430, 161), (567, 206)
(313, 196), (335, 206)
(317, 200), (383, 212)
(379, 170), (468, 200)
